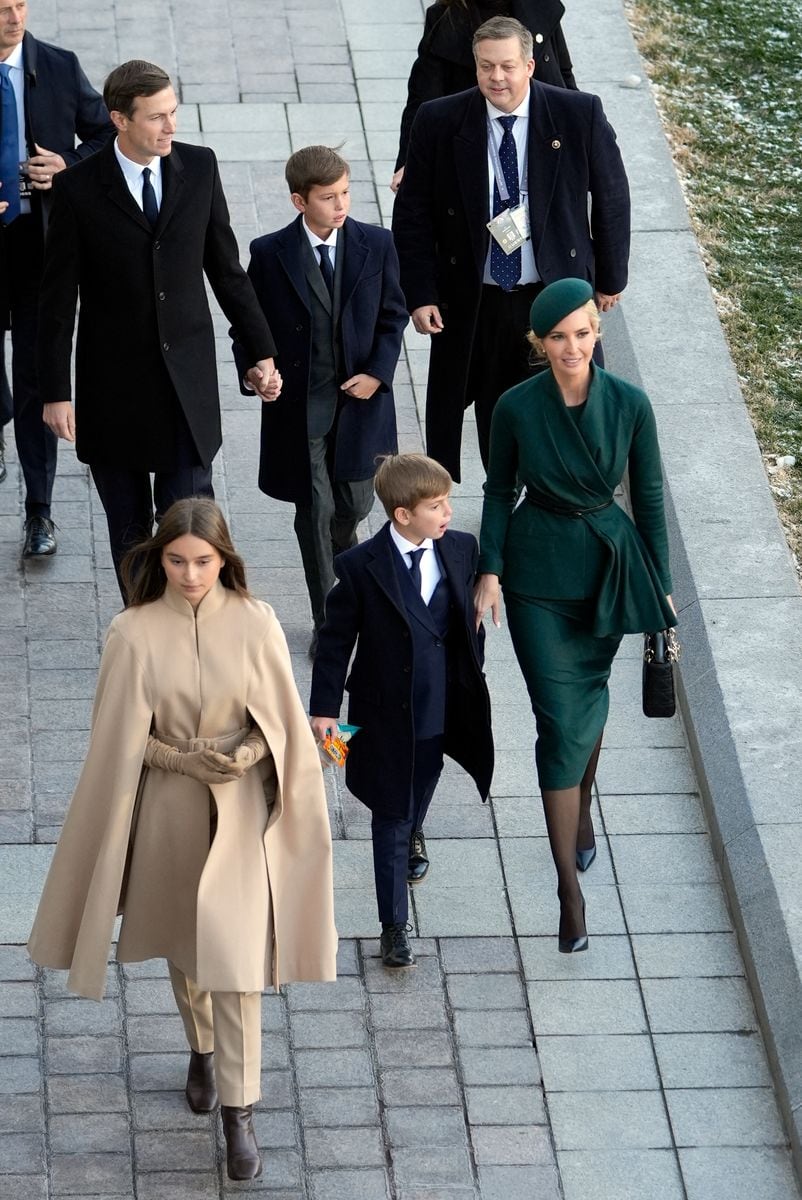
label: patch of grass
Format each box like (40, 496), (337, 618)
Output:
(625, 0), (802, 564)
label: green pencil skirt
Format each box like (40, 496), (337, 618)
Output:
(504, 592), (623, 790)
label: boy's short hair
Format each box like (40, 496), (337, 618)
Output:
(104, 60), (172, 118)
(374, 454), (452, 517)
(285, 145), (350, 199)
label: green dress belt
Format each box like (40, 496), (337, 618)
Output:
(525, 494), (614, 518)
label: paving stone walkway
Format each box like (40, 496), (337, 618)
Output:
(0, 1), (800, 1198)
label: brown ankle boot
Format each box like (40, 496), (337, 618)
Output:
(221, 1105), (262, 1180)
(185, 1050), (218, 1113)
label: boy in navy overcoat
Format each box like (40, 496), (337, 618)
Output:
(232, 146), (408, 651)
(310, 454), (493, 968)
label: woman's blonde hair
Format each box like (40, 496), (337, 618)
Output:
(526, 297), (601, 360)
(121, 498), (250, 606)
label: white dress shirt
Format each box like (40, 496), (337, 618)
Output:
(303, 218), (339, 270)
(390, 525), (443, 605)
(114, 139), (163, 212)
(4, 43), (29, 215)
(482, 94), (539, 286)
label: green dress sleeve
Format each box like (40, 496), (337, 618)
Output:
(628, 399), (673, 594)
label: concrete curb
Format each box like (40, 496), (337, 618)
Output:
(566, 0), (802, 1178)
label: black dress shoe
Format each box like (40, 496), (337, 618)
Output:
(0, 435), (6, 484)
(185, 1049), (218, 1113)
(23, 516), (57, 557)
(221, 1105), (262, 1180)
(380, 923), (415, 969)
(407, 829), (429, 885)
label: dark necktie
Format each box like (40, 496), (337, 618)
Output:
(0, 64), (21, 225)
(317, 243), (334, 298)
(490, 114), (521, 291)
(408, 547), (425, 594)
(141, 166), (159, 229)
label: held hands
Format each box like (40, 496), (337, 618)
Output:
(245, 358), (283, 403)
(411, 305), (445, 336)
(341, 374), (380, 400)
(43, 402), (76, 442)
(145, 736), (243, 785)
(230, 728), (269, 772)
(473, 573), (502, 632)
(26, 144), (67, 191)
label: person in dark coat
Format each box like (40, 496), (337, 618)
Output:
(475, 279), (676, 955)
(37, 59), (278, 595)
(310, 454), (493, 969)
(0, 12), (114, 555)
(391, 0), (576, 191)
(231, 145), (408, 652)
(391, 15), (630, 480)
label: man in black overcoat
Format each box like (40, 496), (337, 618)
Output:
(37, 60), (278, 593)
(391, 14), (631, 479)
(0, 1), (113, 554)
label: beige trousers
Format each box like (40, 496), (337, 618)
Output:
(168, 961), (262, 1107)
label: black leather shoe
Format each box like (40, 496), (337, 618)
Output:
(407, 829), (429, 885)
(0, 434), (6, 484)
(185, 1049), (217, 1113)
(221, 1105), (262, 1180)
(380, 923), (415, 969)
(23, 516), (57, 557)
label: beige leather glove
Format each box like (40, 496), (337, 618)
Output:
(230, 727), (269, 773)
(144, 735), (242, 785)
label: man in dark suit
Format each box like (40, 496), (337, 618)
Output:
(0, 0), (113, 554)
(38, 59), (279, 593)
(232, 145), (408, 653)
(310, 453), (493, 969)
(392, 14), (631, 479)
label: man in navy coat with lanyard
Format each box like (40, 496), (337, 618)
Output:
(391, 14), (630, 480)
(0, 0), (113, 555)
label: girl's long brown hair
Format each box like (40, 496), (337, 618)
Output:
(121, 498), (250, 606)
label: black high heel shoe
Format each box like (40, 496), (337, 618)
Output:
(576, 844), (597, 872)
(558, 898), (588, 954)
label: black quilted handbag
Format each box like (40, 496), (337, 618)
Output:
(642, 628), (681, 718)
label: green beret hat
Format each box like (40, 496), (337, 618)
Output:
(529, 278), (594, 337)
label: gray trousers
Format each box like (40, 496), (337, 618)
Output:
(294, 435), (374, 629)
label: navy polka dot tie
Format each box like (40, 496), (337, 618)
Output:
(490, 114), (521, 291)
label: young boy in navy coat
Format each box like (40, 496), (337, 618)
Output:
(310, 454), (493, 968)
(231, 146), (408, 655)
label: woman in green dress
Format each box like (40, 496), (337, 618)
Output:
(474, 278), (676, 952)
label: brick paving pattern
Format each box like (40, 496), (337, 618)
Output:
(0, 1), (799, 1198)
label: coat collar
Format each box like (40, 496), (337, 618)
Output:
(160, 578), (229, 621)
(276, 214), (370, 316)
(365, 522), (467, 622)
(98, 139), (185, 235)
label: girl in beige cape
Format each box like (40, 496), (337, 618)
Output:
(28, 498), (338, 1182)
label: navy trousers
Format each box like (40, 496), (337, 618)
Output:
(371, 735), (443, 926)
(1, 214), (58, 518)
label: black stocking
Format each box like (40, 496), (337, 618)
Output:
(541, 786), (586, 941)
(577, 732), (603, 854)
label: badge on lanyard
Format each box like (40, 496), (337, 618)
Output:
(487, 204), (530, 254)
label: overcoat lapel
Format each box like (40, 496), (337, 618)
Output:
(454, 89), (492, 280)
(275, 217), (313, 312)
(339, 217), (369, 316)
(365, 527), (413, 627)
(527, 81), (562, 255)
(436, 534), (471, 628)
(98, 141), (153, 234)
(301, 231), (333, 316)
(155, 145), (185, 234)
